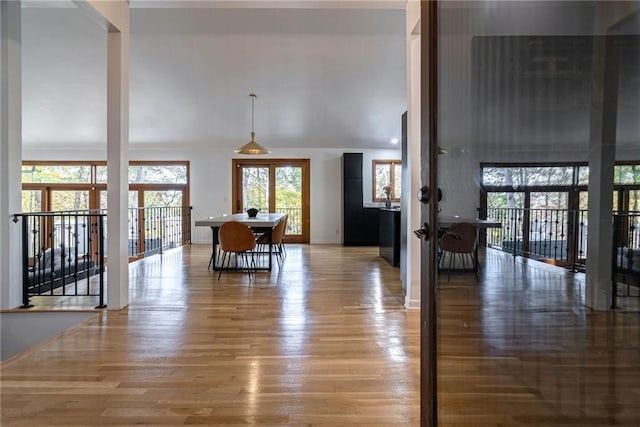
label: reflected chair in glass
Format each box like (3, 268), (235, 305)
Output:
(217, 221), (257, 280)
(439, 222), (478, 281)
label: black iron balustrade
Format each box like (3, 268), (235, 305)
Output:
(13, 206), (192, 308)
(12, 210), (106, 309)
(486, 207), (588, 271)
(612, 212), (640, 304)
(128, 205), (192, 258)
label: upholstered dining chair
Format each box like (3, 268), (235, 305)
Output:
(217, 221), (257, 280)
(438, 222), (478, 281)
(257, 214), (288, 265)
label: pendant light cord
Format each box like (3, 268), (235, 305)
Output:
(250, 93), (256, 134)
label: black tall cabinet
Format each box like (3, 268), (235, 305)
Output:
(343, 153), (379, 246)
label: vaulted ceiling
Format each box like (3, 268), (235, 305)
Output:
(20, 1), (640, 153)
(21, 1), (408, 150)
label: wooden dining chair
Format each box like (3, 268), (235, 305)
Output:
(439, 222), (478, 281)
(217, 221), (257, 280)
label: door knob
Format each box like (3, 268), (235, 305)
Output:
(413, 222), (431, 241)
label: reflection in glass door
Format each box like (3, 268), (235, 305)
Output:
(631, 190), (640, 212)
(485, 192), (525, 250)
(529, 192), (569, 261)
(427, 1), (636, 423)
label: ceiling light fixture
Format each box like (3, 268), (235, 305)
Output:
(235, 93), (270, 155)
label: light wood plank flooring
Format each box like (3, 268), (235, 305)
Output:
(2, 244), (640, 426)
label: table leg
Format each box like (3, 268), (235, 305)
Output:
(209, 226), (221, 270)
(267, 229), (273, 271)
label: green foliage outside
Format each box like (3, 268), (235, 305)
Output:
(243, 167), (269, 211)
(21, 164), (188, 213)
(374, 162), (401, 200)
(275, 167), (302, 209)
(22, 165), (91, 184)
(241, 166), (303, 234)
(485, 164), (640, 213)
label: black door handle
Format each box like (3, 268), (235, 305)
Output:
(413, 222), (430, 241)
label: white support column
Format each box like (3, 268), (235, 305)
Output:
(585, 36), (618, 311)
(0, 0), (23, 309)
(81, 0), (131, 309)
(404, 1), (421, 309)
(106, 23), (130, 310)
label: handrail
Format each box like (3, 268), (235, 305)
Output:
(13, 211), (107, 308)
(12, 206), (192, 308)
(127, 205), (192, 258)
(486, 207), (588, 270)
(612, 212), (640, 307)
(486, 207), (639, 308)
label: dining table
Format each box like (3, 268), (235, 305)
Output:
(195, 212), (286, 272)
(438, 215), (502, 272)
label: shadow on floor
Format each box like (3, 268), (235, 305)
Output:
(1, 311), (97, 362)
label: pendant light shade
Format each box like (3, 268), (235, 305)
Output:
(235, 93), (270, 155)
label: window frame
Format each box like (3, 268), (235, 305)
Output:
(21, 160), (190, 212)
(372, 159), (402, 202)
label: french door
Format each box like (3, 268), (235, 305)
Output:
(232, 159), (310, 243)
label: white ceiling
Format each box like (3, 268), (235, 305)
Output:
(21, 2), (408, 150)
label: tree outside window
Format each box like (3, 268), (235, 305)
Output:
(373, 160), (401, 202)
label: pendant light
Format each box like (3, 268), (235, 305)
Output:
(235, 93), (270, 155)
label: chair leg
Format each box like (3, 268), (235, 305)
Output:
(218, 251), (228, 280)
(243, 252), (252, 281)
(471, 253), (478, 280)
(448, 251), (453, 281)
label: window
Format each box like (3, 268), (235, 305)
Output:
(483, 163), (640, 187)
(482, 166), (574, 187)
(95, 164), (188, 184)
(128, 165), (188, 184)
(22, 161), (190, 212)
(373, 160), (402, 202)
(22, 164), (91, 184)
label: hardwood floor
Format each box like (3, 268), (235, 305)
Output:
(2, 244), (639, 425)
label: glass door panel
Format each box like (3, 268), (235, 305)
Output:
(100, 191), (108, 209)
(275, 166), (302, 238)
(529, 192), (569, 260)
(128, 191), (140, 257)
(240, 166), (269, 213)
(143, 190), (185, 252)
(630, 190), (640, 212)
(233, 160), (309, 243)
(431, 2), (628, 421)
(486, 192), (525, 250)
(50, 190), (89, 211)
(48, 190), (91, 254)
(21, 190), (42, 213)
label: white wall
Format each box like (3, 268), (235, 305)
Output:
(21, 145), (401, 245)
